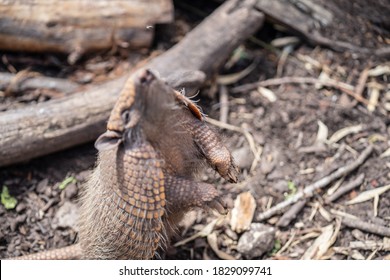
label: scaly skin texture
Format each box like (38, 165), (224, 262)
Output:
(11, 69), (238, 260)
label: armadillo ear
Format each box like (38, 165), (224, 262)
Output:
(94, 130), (122, 151)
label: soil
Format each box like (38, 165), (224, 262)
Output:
(0, 0), (389, 260)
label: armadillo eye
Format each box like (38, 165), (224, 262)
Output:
(121, 110), (130, 123)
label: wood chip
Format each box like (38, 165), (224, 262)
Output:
(258, 86), (277, 102)
(328, 124), (363, 144)
(315, 120), (329, 144)
(230, 192), (257, 233)
(301, 220), (341, 260)
(346, 184), (390, 205)
(351, 250), (365, 260)
(367, 85), (380, 112)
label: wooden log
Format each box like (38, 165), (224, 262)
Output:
(0, 0), (173, 63)
(255, 0), (390, 57)
(0, 0), (173, 28)
(0, 72), (80, 95)
(0, 0), (264, 167)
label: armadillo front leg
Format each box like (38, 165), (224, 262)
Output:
(164, 174), (227, 215)
(183, 119), (238, 183)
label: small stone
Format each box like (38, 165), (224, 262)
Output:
(15, 203), (27, 213)
(250, 90), (263, 106)
(44, 186), (52, 197)
(10, 214), (26, 232)
(237, 223), (275, 259)
(36, 179), (49, 194)
(7, 242), (15, 253)
(16, 214), (27, 223)
(19, 225), (27, 235)
(52, 201), (79, 231)
(64, 183), (78, 200)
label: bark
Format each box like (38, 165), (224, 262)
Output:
(0, 0), (173, 63)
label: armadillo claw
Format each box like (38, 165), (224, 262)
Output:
(208, 147), (239, 183)
(204, 196), (228, 215)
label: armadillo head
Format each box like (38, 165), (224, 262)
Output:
(94, 69), (174, 151)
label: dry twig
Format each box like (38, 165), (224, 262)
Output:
(231, 76), (369, 105)
(275, 230), (296, 257)
(355, 67), (370, 98)
(219, 85), (229, 124)
(256, 145), (373, 221)
(325, 173), (365, 203)
(276, 199), (307, 227)
(341, 217), (390, 237)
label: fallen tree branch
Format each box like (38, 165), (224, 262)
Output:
(0, 0), (264, 167)
(255, 0), (390, 58)
(256, 145), (373, 221)
(0, 0), (173, 63)
(341, 217), (390, 238)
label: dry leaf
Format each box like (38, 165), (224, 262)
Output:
(315, 120), (328, 144)
(328, 124), (363, 143)
(346, 184), (390, 205)
(230, 192), (257, 233)
(301, 220), (340, 260)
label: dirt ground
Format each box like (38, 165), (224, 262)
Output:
(0, 0), (389, 260)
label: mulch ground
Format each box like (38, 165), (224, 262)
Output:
(0, 0), (389, 260)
